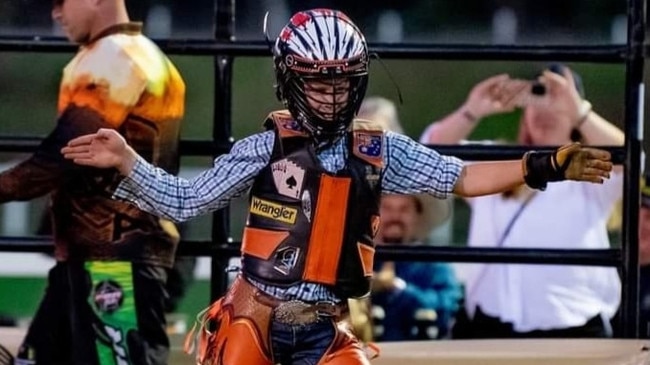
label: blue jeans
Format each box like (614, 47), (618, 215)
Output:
(270, 319), (336, 365)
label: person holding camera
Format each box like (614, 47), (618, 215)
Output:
(420, 64), (625, 338)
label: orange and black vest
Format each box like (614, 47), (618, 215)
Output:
(241, 110), (383, 298)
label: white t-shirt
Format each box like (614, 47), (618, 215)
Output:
(458, 173), (623, 332)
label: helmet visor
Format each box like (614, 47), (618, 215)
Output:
(303, 77), (350, 123)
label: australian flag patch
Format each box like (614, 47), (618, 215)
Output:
(353, 131), (383, 167)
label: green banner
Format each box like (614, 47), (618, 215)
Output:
(86, 261), (137, 365)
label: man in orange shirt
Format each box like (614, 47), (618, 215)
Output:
(9, 1), (185, 364)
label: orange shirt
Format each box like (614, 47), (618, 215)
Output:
(0, 23), (185, 267)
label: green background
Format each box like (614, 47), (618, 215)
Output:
(0, 53), (628, 322)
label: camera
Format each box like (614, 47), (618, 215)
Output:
(531, 81), (546, 96)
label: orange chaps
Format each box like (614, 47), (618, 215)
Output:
(184, 277), (371, 365)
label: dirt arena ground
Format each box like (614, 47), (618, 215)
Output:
(1, 326), (650, 364)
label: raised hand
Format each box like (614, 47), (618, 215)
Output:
(61, 128), (137, 175)
(462, 74), (530, 120)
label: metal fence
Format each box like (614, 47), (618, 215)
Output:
(0, 0), (644, 337)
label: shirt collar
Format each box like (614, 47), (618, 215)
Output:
(86, 22), (143, 45)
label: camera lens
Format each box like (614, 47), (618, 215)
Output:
(531, 82), (546, 96)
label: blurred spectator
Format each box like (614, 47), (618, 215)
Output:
(421, 64), (624, 338)
(358, 96), (462, 341)
(357, 96), (404, 134)
(358, 96), (454, 245)
(372, 193), (462, 340)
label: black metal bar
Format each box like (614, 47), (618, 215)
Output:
(0, 37), (629, 63)
(429, 145), (627, 163)
(0, 136), (626, 164)
(0, 237), (621, 266)
(619, 0), (646, 339)
(209, 0), (236, 302)
(374, 246), (622, 267)
(0, 137), (231, 156)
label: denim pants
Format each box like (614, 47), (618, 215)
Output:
(188, 276), (369, 365)
(270, 319), (336, 365)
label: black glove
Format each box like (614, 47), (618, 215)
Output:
(523, 142), (613, 190)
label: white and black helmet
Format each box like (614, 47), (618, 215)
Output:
(273, 9), (369, 141)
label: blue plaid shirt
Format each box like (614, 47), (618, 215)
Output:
(115, 130), (463, 302)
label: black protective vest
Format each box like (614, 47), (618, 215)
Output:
(241, 110), (382, 298)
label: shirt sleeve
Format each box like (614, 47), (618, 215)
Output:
(115, 131), (274, 222)
(382, 131), (464, 198)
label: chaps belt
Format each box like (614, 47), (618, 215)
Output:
(253, 290), (347, 326)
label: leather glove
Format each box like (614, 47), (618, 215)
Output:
(523, 142), (613, 190)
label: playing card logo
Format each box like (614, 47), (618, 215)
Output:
(272, 159), (305, 199)
(286, 176), (297, 190)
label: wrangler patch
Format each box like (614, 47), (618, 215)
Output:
(250, 197), (298, 224)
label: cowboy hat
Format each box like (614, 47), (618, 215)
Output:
(413, 193), (452, 241)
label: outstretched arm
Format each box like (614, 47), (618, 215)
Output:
(454, 143), (613, 196)
(453, 160), (523, 196)
(63, 128), (273, 222)
(382, 132), (613, 199)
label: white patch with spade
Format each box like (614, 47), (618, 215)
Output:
(272, 159), (305, 199)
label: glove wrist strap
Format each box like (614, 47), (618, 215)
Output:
(523, 151), (549, 190)
(523, 151), (567, 190)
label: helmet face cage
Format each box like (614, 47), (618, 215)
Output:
(273, 9), (369, 141)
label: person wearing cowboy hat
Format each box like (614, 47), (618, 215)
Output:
(355, 96), (461, 341)
(370, 193), (462, 341)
